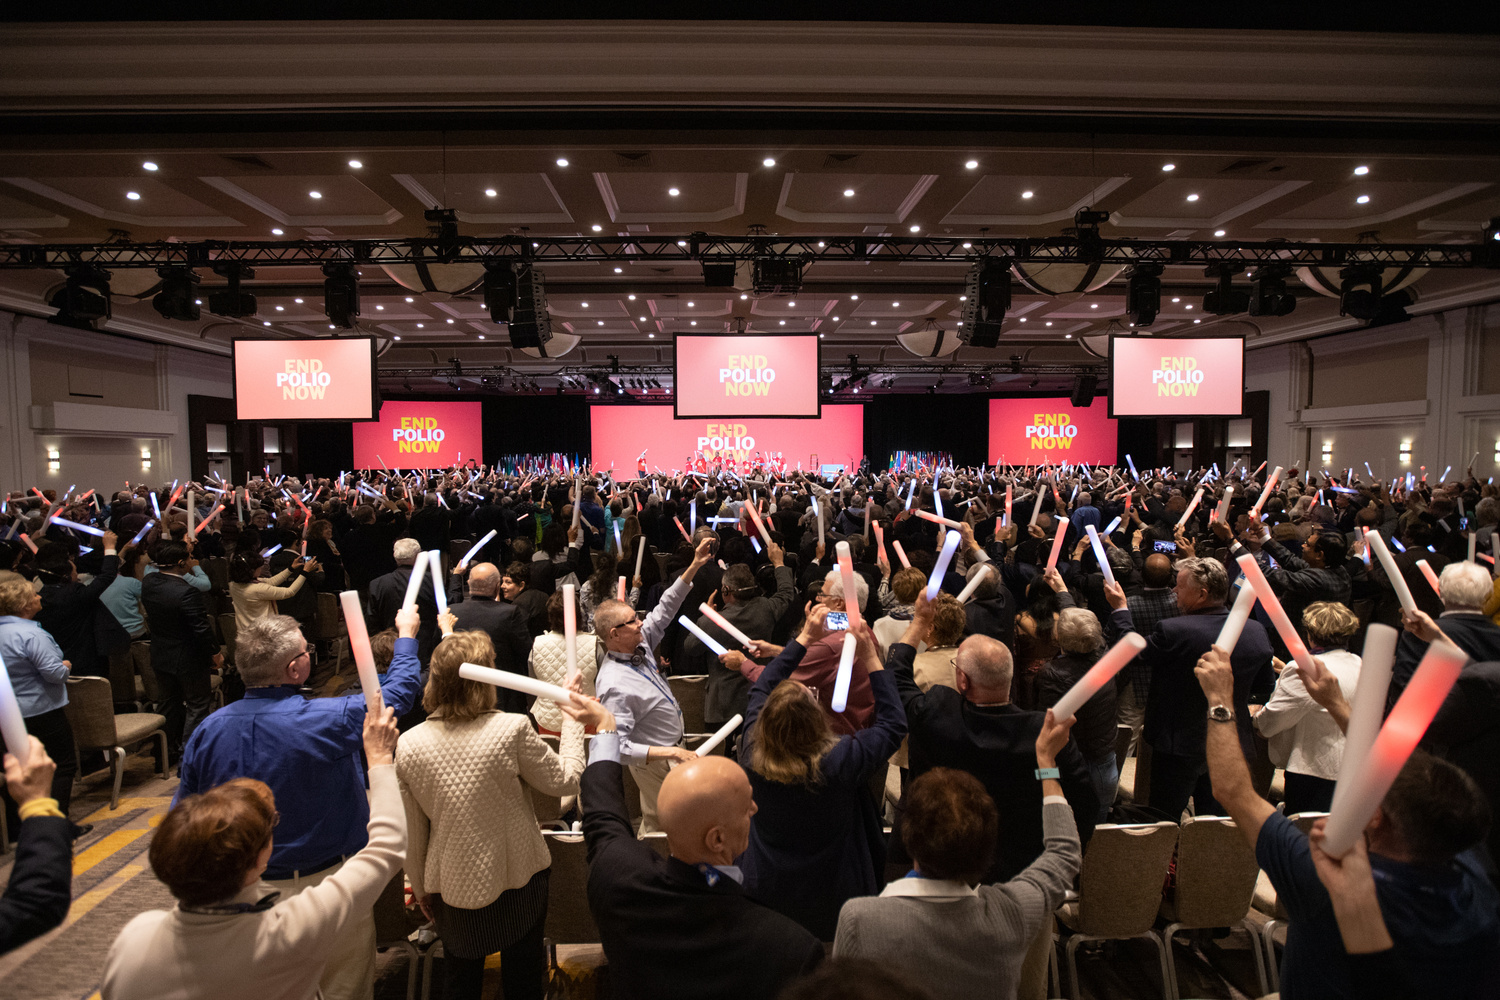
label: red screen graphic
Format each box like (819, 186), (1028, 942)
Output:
(1110, 336), (1245, 417)
(592, 405), (863, 478)
(988, 397), (1118, 465)
(351, 401), (483, 470)
(674, 334), (820, 418)
(233, 337), (376, 421)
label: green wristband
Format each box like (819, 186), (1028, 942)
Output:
(1034, 767), (1061, 781)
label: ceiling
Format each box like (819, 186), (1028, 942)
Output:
(1, 18), (1498, 397)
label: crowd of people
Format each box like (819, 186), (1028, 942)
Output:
(1, 458), (1499, 999)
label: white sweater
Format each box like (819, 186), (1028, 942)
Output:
(102, 765), (406, 1000)
(396, 711), (584, 909)
(1254, 649), (1361, 781)
(528, 631), (603, 732)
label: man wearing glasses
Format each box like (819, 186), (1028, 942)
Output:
(592, 536), (716, 833)
(173, 608), (423, 1000)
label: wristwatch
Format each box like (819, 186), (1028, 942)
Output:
(1208, 704), (1235, 723)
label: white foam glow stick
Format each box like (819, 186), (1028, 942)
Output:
(1415, 559), (1442, 595)
(863, 499), (873, 543)
(836, 541), (863, 628)
(1029, 490), (1043, 527)
(830, 631), (858, 713)
(956, 563), (994, 603)
(1104, 516), (1122, 536)
(893, 540), (911, 568)
(1367, 532), (1416, 612)
(1235, 553), (1320, 679)
(699, 602), (754, 650)
(561, 581), (578, 679)
(1216, 582), (1258, 651)
(1178, 487), (1204, 527)
(933, 486), (944, 519)
(460, 663), (575, 704)
(633, 536), (647, 582)
(571, 477), (582, 530)
(1330, 624), (1396, 817)
(927, 531), (962, 599)
(427, 551), (448, 615)
(0, 649), (31, 766)
(1085, 524), (1114, 587)
(1250, 466), (1282, 518)
(693, 713), (743, 757)
(401, 548), (429, 611)
(679, 616), (728, 657)
(916, 510), (964, 530)
(459, 530), (497, 569)
(1213, 485), (1234, 524)
(338, 590), (383, 711)
(51, 517), (103, 536)
(1045, 517), (1068, 569)
(1049, 633), (1148, 723)
(816, 497), (825, 546)
(1321, 640), (1466, 857)
(1004, 483), (1012, 526)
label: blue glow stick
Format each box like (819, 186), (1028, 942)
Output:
(150, 493), (161, 518)
(1391, 538), (1406, 552)
(129, 520), (156, 546)
(750, 536), (762, 553)
(1126, 454), (1139, 481)
(1441, 466), (1451, 483)
(1103, 516), (1122, 536)
(614, 522), (622, 552)
(690, 500), (697, 534)
(261, 544), (282, 557)
(51, 517), (104, 536)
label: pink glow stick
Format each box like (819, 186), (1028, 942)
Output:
(192, 503), (223, 536)
(1250, 466), (1282, 519)
(1330, 624), (1396, 817)
(1235, 553), (1320, 679)
(673, 516), (692, 543)
(1367, 532), (1416, 612)
(1177, 487), (1204, 527)
(338, 590), (382, 711)
(836, 541), (863, 629)
(1045, 518), (1068, 569)
(744, 501), (773, 548)
(617, 576), (627, 601)
(1004, 483), (1012, 526)
(1415, 559), (1442, 596)
(1050, 633), (1148, 722)
(873, 520), (885, 557)
(1321, 639), (1466, 857)
(699, 602), (754, 650)
(893, 540), (911, 568)
(916, 510), (964, 530)
(18, 533), (37, 553)
(562, 582), (578, 678)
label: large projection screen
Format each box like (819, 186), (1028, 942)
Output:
(593, 404), (862, 477)
(673, 333), (821, 419)
(1109, 335), (1246, 418)
(233, 337), (378, 421)
(988, 397), (1118, 465)
(352, 400), (483, 470)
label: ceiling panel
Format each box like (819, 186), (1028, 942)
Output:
(199, 175), (403, 226)
(391, 172), (573, 223)
(776, 173), (936, 223)
(595, 171), (747, 223)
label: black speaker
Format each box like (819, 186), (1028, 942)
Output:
(506, 263), (552, 350)
(1071, 374), (1098, 407)
(960, 259), (1010, 349)
(702, 263), (736, 287)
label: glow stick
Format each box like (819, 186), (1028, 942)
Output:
(1320, 640), (1466, 857)
(338, 590), (383, 711)
(836, 541), (863, 629)
(699, 602), (754, 650)
(459, 529), (497, 569)
(916, 510), (963, 530)
(614, 522), (622, 554)
(933, 486), (944, 519)
(1085, 525), (1114, 587)
(863, 499), (873, 543)
(1213, 485), (1234, 524)
(562, 582), (578, 679)
(192, 503), (223, 535)
(745, 502), (773, 548)
(0, 650), (32, 766)
(1178, 487), (1203, 528)
(1104, 516), (1122, 536)
(51, 517), (103, 536)
(693, 713), (743, 757)
(873, 520), (885, 557)
(1235, 553), (1320, 679)
(633, 536), (647, 582)
(401, 549), (429, 611)
(571, 478), (582, 530)
(1330, 624), (1396, 817)
(1004, 483), (1012, 526)
(1468, 533), (1477, 563)
(1045, 517), (1068, 569)
(1126, 453), (1139, 481)
(617, 575), (627, 601)
(690, 499), (697, 534)
(1415, 559), (1442, 596)
(1250, 466), (1282, 519)
(1216, 581), (1259, 651)
(260, 544), (282, 558)
(460, 663), (575, 704)
(1049, 633), (1148, 723)
(673, 516), (692, 544)
(926, 531), (962, 599)
(150, 493), (161, 519)
(816, 497), (825, 544)
(830, 632), (858, 713)
(893, 540), (911, 568)
(427, 551), (448, 615)
(1029, 490), (1043, 527)
(301, 540), (308, 558)
(187, 491), (195, 537)
(679, 616), (728, 657)
(1440, 465), (1451, 483)
(1252, 461), (1267, 477)
(129, 519), (156, 547)
(956, 563), (994, 603)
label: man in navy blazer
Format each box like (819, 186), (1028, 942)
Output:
(1387, 561), (1500, 713)
(1106, 556), (1275, 818)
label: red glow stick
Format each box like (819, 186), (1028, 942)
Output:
(1045, 518), (1068, 569)
(892, 540), (911, 568)
(1415, 559), (1442, 596)
(1235, 553), (1320, 680)
(338, 591), (383, 711)
(1049, 633), (1147, 722)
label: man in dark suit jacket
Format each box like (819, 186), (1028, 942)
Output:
(1422, 655), (1500, 878)
(681, 548), (796, 726)
(368, 538), (440, 665)
(576, 702), (823, 1000)
(140, 540), (222, 757)
(892, 591), (1098, 883)
(1106, 556), (1274, 819)
(450, 562), (533, 713)
(1388, 560), (1500, 712)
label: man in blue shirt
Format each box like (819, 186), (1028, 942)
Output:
(1193, 644), (1498, 1000)
(174, 606), (422, 1000)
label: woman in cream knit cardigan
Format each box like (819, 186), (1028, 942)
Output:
(227, 549), (319, 631)
(396, 630), (587, 1000)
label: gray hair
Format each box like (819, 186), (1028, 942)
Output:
(1439, 561), (1491, 611)
(954, 634), (1013, 691)
(236, 614), (306, 687)
(1054, 607), (1104, 654)
(393, 538), (421, 565)
(1476, 497), (1500, 528)
(592, 599), (635, 639)
(822, 568), (869, 610)
(963, 562), (998, 601)
(1176, 556), (1229, 605)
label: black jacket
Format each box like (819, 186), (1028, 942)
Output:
(0, 814), (72, 952)
(1036, 649), (1118, 764)
(1422, 660), (1500, 876)
(963, 594), (1016, 649)
(580, 758), (823, 1000)
(35, 553), (118, 673)
(450, 598), (533, 713)
(1390, 613), (1500, 713)
(368, 564), (440, 664)
(140, 571), (219, 677)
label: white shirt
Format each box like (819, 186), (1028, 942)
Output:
(1253, 649), (1361, 781)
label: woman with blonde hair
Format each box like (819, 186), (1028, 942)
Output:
(1253, 600), (1362, 814)
(395, 629), (590, 1000)
(1036, 606), (1117, 822)
(738, 608), (907, 941)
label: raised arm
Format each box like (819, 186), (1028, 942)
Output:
(1195, 645), (1276, 849)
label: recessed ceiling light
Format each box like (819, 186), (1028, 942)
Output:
(668, 187), (680, 197)
(1185, 304), (1194, 311)
(628, 294), (636, 300)
(763, 157), (776, 167)
(1186, 193), (1199, 202)
(909, 225), (920, 232)
(648, 332), (655, 338)
(1021, 190), (1034, 199)
(142, 161), (158, 171)
(375, 305), (383, 311)
(1045, 321), (1053, 327)
(1354, 165), (1370, 175)
(789, 301), (796, 307)
(1018, 317), (1026, 322)
(275, 305), (284, 311)
(126, 191), (141, 200)
(417, 323), (424, 328)
(1356, 195), (1370, 204)
(687, 301), (694, 307)
(779, 320), (785, 326)
(1171, 297), (1181, 303)
(348, 159), (362, 169)
(1162, 163), (1176, 172)
(892, 301), (899, 307)
(329, 324), (335, 329)
(962, 242), (972, 249)
(639, 316), (647, 322)
(592, 224), (602, 232)
(485, 188), (497, 197)
(870, 320), (877, 326)
(271, 228), (284, 235)
(263, 321), (271, 326)
(1194, 318), (1201, 324)
(447, 318), (455, 324)
(817, 241), (825, 247)
(691, 320), (697, 326)
(581, 302), (589, 308)
(294, 297), (304, 304)
(393, 335), (401, 340)
(740, 293), (748, 300)
(965, 160), (979, 170)
(844, 189), (855, 197)
(1214, 229), (1226, 237)
(614, 267), (623, 273)
(850, 294), (859, 300)
(556, 158), (569, 167)
(309, 191), (322, 199)
(958, 295), (967, 301)
(478, 335), (485, 339)
(405, 296), (414, 303)
(832, 316), (840, 321)
(598, 320), (605, 326)
(1090, 303), (1098, 308)
(819, 333), (825, 338)
(1065, 334), (1072, 339)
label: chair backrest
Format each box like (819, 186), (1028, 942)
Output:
(1171, 815), (1261, 928)
(667, 674), (708, 735)
(1287, 811), (1328, 836)
(1075, 821), (1179, 936)
(371, 870), (413, 944)
(63, 676), (118, 751)
(542, 832), (599, 944)
(1113, 723), (1133, 763)
(311, 591), (347, 641)
(529, 783), (563, 823)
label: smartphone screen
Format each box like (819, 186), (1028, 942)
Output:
(1154, 539), (1177, 554)
(825, 611), (849, 631)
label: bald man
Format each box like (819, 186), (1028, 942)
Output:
(449, 561), (532, 713)
(575, 698), (823, 999)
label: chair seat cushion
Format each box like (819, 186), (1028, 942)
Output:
(115, 713), (167, 745)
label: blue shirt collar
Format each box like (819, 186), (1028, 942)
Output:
(244, 686), (304, 700)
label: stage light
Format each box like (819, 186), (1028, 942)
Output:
(1249, 265), (1297, 317)
(752, 258), (803, 296)
(960, 258), (1010, 348)
(49, 266), (111, 329)
(322, 264), (359, 328)
(1338, 264), (1384, 321)
(152, 267), (200, 321)
(1125, 263), (1164, 327)
(1202, 264), (1249, 316)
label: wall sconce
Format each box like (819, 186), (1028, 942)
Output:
(47, 447), (60, 472)
(1493, 441), (1499, 464)
(141, 447), (152, 470)
(1321, 442), (1333, 463)
(1399, 442), (1412, 463)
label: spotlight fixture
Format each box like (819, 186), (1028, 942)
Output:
(208, 262), (259, 317)
(960, 258), (1010, 348)
(152, 266), (201, 321)
(751, 258), (803, 296)
(48, 265), (111, 329)
(321, 263), (359, 328)
(1248, 265), (1297, 317)
(1339, 264), (1412, 327)
(1124, 263), (1164, 327)
(702, 262), (736, 287)
(1202, 263), (1249, 316)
